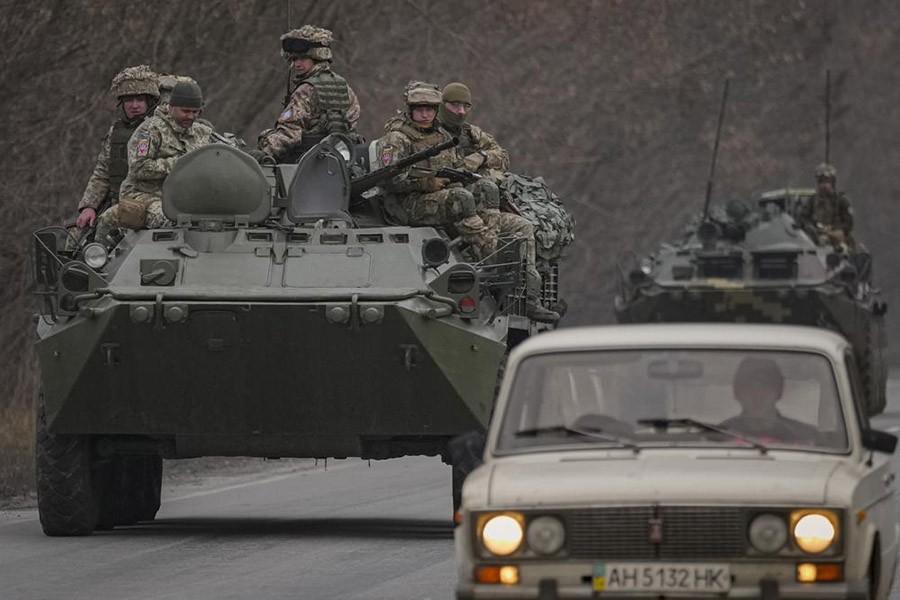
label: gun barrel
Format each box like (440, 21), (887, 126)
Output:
(351, 136), (459, 197)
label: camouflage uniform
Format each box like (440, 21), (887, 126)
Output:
(78, 66), (159, 213)
(803, 163), (854, 247)
(438, 82), (559, 322)
(258, 26), (361, 162)
(96, 107), (212, 240)
(376, 82), (494, 260)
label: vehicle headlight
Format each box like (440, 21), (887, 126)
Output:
(480, 514), (524, 556)
(748, 513), (788, 553)
(83, 243), (108, 269)
(792, 512), (837, 554)
(526, 516), (565, 555)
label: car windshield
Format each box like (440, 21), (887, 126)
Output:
(496, 349), (849, 454)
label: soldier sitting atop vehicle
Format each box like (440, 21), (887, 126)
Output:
(95, 81), (213, 241)
(719, 357), (820, 445)
(799, 162), (855, 250)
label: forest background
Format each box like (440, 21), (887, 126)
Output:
(2, 0), (898, 495)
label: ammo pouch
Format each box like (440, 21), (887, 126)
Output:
(117, 197), (149, 229)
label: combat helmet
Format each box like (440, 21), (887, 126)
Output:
(281, 25), (333, 62)
(109, 65), (160, 100)
(158, 74), (198, 105)
(815, 162), (837, 182)
(404, 81), (442, 107)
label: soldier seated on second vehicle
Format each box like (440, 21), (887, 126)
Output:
(800, 162), (855, 250)
(95, 81), (213, 241)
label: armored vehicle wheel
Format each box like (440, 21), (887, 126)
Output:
(36, 392), (98, 536)
(862, 318), (888, 415)
(94, 455), (163, 527)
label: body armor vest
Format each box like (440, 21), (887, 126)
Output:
(108, 117), (144, 200)
(393, 120), (454, 170)
(285, 69), (353, 161)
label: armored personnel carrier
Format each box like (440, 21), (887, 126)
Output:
(31, 136), (559, 535)
(614, 188), (888, 416)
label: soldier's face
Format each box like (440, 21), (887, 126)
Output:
(168, 105), (202, 128)
(444, 101), (472, 117)
(410, 106), (437, 126)
(121, 95), (149, 120)
(292, 57), (316, 74)
(817, 178), (835, 195)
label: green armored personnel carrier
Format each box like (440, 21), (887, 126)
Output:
(31, 136), (558, 535)
(614, 189), (888, 415)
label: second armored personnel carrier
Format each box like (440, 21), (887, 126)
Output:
(31, 136), (559, 535)
(614, 189), (888, 416)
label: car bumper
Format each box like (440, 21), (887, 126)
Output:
(457, 580), (867, 600)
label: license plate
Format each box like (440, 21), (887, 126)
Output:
(593, 562), (731, 593)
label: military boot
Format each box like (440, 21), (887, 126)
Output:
(525, 267), (560, 323)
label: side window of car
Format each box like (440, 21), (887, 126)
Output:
(844, 351), (870, 431)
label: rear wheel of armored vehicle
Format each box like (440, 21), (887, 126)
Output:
(862, 318), (888, 415)
(36, 392), (98, 536)
(94, 455), (163, 527)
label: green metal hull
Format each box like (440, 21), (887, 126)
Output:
(36, 299), (506, 458)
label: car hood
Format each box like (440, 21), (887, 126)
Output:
(485, 453), (844, 507)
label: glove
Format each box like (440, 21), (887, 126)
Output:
(76, 207), (96, 228)
(421, 177), (450, 192)
(246, 149), (271, 164)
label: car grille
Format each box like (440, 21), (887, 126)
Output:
(567, 506), (746, 559)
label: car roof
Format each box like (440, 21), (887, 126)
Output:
(511, 323), (849, 359)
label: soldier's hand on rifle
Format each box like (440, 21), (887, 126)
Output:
(76, 207), (97, 229)
(422, 177), (450, 192)
(463, 152), (486, 172)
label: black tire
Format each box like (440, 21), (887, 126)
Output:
(36, 392), (98, 536)
(134, 455), (163, 522)
(862, 318), (888, 415)
(95, 455), (163, 527)
(867, 539), (881, 600)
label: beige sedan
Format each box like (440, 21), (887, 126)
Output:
(455, 324), (898, 600)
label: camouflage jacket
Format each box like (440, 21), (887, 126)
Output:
(807, 191), (853, 233)
(119, 111), (213, 199)
(258, 62), (361, 161)
(376, 115), (456, 195)
(444, 122), (510, 175)
(78, 116), (145, 210)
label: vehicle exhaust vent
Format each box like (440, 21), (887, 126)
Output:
(357, 233), (384, 244)
(290, 232), (310, 243)
(319, 233), (347, 245)
(246, 232), (273, 242)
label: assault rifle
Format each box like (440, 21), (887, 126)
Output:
(350, 137), (459, 197)
(435, 167), (481, 185)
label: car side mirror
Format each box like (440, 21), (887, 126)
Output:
(862, 429), (898, 454)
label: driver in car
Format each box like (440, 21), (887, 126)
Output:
(719, 357), (821, 444)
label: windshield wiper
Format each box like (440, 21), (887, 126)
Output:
(515, 425), (641, 453)
(637, 418), (769, 454)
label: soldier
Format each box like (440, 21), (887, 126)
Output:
(376, 81), (495, 262)
(95, 81), (213, 241)
(437, 82), (559, 323)
(75, 66), (159, 232)
(803, 163), (854, 247)
(257, 25), (361, 162)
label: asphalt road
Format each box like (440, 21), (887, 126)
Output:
(1, 376), (899, 600)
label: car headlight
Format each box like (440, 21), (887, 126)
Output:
(792, 512), (837, 554)
(480, 514), (524, 556)
(526, 516), (565, 555)
(83, 243), (109, 270)
(748, 513), (788, 553)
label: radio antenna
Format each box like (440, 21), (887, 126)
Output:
(825, 69), (831, 164)
(702, 78), (730, 222)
